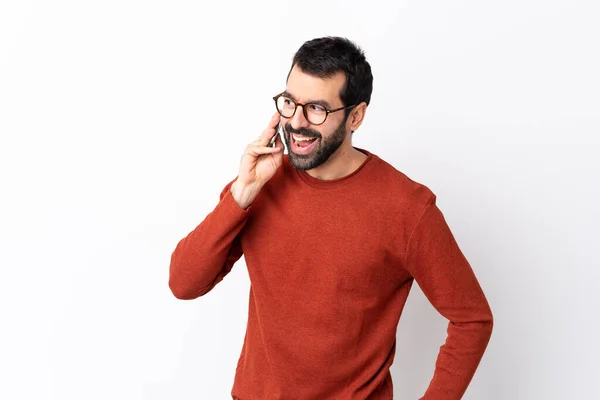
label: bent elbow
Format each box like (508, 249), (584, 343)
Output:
(169, 277), (203, 300)
(169, 279), (194, 300)
(484, 302), (494, 328)
(477, 307), (495, 344)
(169, 275), (215, 300)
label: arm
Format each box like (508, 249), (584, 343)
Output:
(404, 194), (494, 399)
(169, 113), (282, 300)
(168, 179), (251, 300)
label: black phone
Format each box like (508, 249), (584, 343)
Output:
(268, 123), (280, 148)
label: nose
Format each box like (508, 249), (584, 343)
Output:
(289, 104), (311, 130)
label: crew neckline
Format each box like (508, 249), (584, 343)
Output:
(293, 147), (375, 189)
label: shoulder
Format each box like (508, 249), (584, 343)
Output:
(367, 153), (436, 210)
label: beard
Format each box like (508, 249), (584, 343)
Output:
(283, 116), (348, 171)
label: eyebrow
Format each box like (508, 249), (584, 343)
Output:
(283, 91), (332, 109)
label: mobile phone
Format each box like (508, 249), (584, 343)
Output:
(268, 123), (280, 148)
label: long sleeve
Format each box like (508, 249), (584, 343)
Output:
(169, 178), (251, 300)
(404, 194), (494, 399)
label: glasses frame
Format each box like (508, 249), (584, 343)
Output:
(273, 93), (356, 126)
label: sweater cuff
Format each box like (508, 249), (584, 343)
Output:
(218, 184), (253, 218)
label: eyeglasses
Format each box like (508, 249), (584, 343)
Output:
(273, 93), (355, 125)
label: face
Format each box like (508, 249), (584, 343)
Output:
(281, 65), (350, 171)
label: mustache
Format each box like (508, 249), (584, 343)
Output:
(284, 123), (320, 139)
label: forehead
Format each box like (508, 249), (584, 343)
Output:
(285, 64), (345, 104)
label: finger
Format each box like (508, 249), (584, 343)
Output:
(266, 112), (280, 130)
(246, 145), (282, 157)
(259, 113), (281, 145)
(273, 129), (284, 150)
(246, 141), (281, 153)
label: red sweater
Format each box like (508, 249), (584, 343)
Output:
(169, 148), (494, 399)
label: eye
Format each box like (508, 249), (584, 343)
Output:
(309, 104), (326, 113)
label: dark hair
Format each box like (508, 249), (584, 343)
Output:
(287, 36), (373, 117)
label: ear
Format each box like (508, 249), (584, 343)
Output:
(347, 102), (367, 133)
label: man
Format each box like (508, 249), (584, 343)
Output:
(169, 36), (493, 400)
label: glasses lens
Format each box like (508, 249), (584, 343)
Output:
(305, 104), (327, 125)
(276, 96), (295, 118)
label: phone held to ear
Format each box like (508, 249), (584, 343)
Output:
(268, 123), (280, 148)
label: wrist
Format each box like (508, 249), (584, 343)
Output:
(230, 181), (258, 210)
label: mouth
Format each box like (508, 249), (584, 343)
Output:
(291, 133), (319, 155)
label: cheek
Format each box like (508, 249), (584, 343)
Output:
(322, 119), (343, 137)
(322, 118), (341, 134)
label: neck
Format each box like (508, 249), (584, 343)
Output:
(304, 143), (368, 180)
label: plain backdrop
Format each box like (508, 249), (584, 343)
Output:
(1, 1), (598, 399)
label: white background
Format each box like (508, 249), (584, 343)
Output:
(1, 0), (598, 399)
